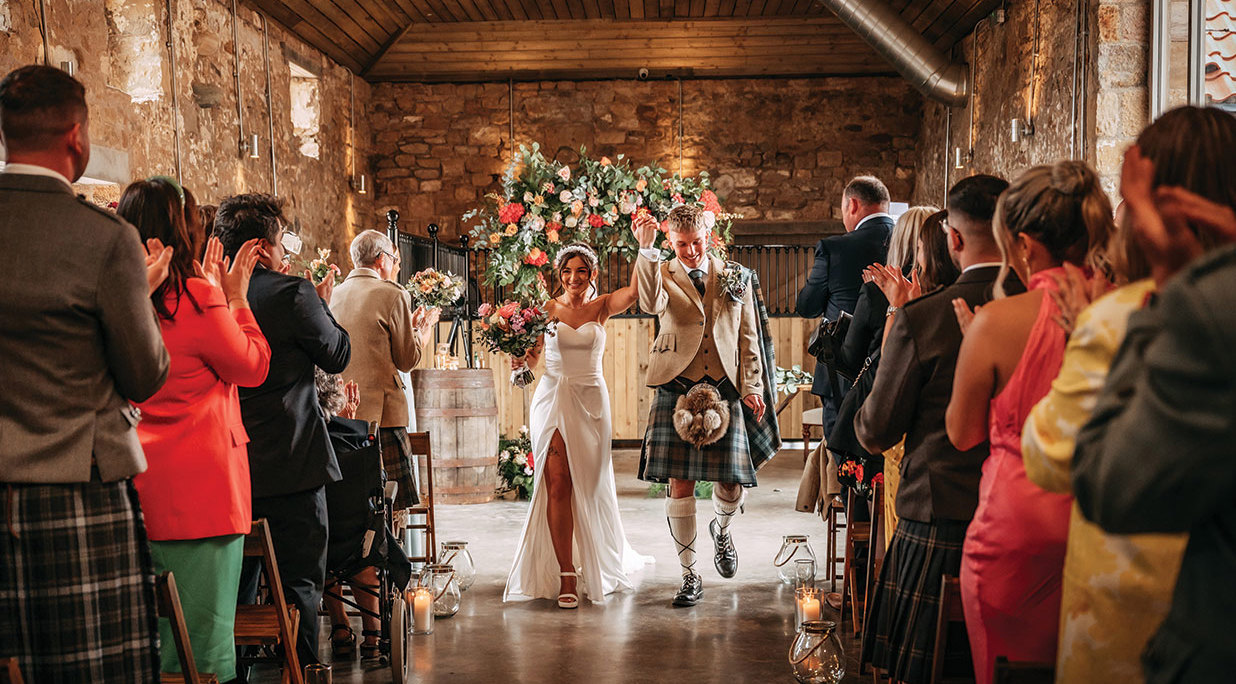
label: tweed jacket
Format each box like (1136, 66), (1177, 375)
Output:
(0, 173), (169, 483)
(636, 253), (763, 397)
(330, 268), (424, 427)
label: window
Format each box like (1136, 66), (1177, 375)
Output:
(1152, 0), (1236, 115)
(289, 61), (320, 159)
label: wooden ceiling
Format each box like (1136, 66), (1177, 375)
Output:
(247, 0), (1000, 82)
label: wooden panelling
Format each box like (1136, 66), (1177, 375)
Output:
(246, 0), (1001, 83)
(415, 317), (818, 442)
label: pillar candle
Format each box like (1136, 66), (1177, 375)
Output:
(413, 588), (434, 633)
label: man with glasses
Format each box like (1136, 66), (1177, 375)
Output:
(213, 193), (351, 672)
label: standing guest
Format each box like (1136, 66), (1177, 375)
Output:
(0, 64), (171, 682)
(946, 161), (1113, 683)
(856, 175), (1016, 684)
(213, 194), (351, 669)
(327, 229), (437, 656)
(1072, 110), (1236, 683)
(796, 175), (894, 434)
(118, 178), (271, 682)
(866, 209), (961, 548)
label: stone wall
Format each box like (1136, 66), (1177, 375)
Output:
(914, 0), (1093, 206)
(1093, 0), (1151, 198)
(369, 77), (923, 243)
(0, 0), (373, 262)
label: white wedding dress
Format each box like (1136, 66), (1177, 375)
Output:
(504, 321), (653, 603)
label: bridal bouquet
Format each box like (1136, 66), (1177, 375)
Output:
(297, 248), (343, 286)
(476, 300), (553, 387)
(497, 426), (535, 499)
(406, 268), (464, 309)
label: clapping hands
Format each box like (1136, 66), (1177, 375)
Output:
(339, 380), (360, 420)
(144, 238), (173, 295)
(197, 237), (265, 306)
(867, 263), (921, 308)
(411, 305), (440, 347)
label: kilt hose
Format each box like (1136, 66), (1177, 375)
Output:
(0, 478), (159, 683)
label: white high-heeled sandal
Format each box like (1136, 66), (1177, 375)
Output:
(558, 571), (579, 609)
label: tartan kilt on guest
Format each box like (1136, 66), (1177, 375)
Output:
(379, 426), (420, 509)
(862, 517), (972, 684)
(638, 381), (757, 486)
(0, 478), (159, 683)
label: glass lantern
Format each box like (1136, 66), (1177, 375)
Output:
(774, 535), (817, 584)
(409, 584), (434, 635)
(789, 620), (845, 684)
(794, 586), (823, 631)
(440, 541), (476, 590)
(793, 558), (817, 592)
(424, 563), (461, 618)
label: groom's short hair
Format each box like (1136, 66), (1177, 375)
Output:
(667, 205), (707, 234)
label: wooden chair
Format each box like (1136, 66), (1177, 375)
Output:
(824, 495), (846, 592)
(0, 658), (25, 684)
(840, 488), (872, 636)
(234, 519), (303, 684)
(857, 479), (886, 677)
(993, 656), (1055, 683)
(404, 431), (437, 566)
(801, 407), (823, 464)
(931, 575), (975, 684)
(155, 572), (218, 684)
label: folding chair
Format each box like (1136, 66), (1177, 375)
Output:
(404, 431), (437, 565)
(234, 519), (303, 684)
(0, 658), (24, 684)
(155, 571), (219, 684)
(931, 575), (975, 684)
(993, 656), (1054, 684)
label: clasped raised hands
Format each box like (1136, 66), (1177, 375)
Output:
(632, 211), (659, 249)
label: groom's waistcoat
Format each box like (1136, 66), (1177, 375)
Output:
(636, 253), (764, 397)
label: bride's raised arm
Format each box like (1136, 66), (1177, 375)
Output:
(602, 258), (640, 320)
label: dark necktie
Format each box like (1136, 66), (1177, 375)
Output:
(689, 269), (706, 297)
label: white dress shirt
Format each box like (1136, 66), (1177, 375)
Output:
(855, 212), (894, 232)
(1, 162), (73, 189)
(638, 247), (711, 275)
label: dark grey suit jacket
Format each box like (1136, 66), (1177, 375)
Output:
(0, 173), (169, 483)
(855, 265), (1022, 522)
(1074, 245), (1236, 682)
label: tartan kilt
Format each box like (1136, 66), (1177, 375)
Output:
(0, 478), (159, 683)
(862, 517), (973, 684)
(379, 426), (420, 509)
(638, 385), (758, 485)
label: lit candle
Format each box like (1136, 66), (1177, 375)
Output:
(413, 588), (434, 634)
(801, 595), (822, 623)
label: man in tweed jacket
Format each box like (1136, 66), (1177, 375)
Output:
(634, 205), (766, 607)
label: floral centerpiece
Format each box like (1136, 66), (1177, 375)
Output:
(497, 426), (535, 499)
(775, 365), (815, 398)
(476, 300), (554, 387)
(463, 142), (740, 301)
(406, 268), (465, 309)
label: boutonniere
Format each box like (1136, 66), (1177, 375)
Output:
(718, 261), (749, 302)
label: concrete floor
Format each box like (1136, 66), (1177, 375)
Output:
(255, 445), (863, 683)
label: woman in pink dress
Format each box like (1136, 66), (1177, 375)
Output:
(945, 160), (1114, 683)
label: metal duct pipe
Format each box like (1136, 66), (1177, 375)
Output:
(819, 0), (969, 107)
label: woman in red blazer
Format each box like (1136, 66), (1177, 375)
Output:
(119, 178), (271, 682)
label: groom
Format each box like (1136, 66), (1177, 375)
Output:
(633, 206), (767, 607)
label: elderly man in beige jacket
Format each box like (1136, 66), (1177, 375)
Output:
(634, 205), (766, 607)
(331, 230), (438, 510)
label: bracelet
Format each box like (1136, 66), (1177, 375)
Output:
(886, 305), (899, 317)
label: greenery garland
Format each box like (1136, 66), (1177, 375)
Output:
(463, 142), (738, 302)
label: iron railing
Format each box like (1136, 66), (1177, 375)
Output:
(385, 210), (819, 363)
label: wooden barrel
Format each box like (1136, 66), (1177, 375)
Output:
(411, 368), (500, 505)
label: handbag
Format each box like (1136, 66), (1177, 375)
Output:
(827, 350), (883, 499)
(807, 311), (852, 398)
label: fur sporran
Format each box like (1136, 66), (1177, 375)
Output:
(672, 384), (731, 448)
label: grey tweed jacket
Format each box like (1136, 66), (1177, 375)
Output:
(0, 173), (169, 483)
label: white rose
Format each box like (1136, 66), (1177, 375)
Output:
(519, 425), (528, 434)
(619, 200), (636, 214)
(558, 190), (572, 203)
(557, 166), (571, 182)
(524, 466), (534, 476)
(499, 451), (509, 462)
(523, 191), (533, 203)
(565, 216), (578, 228)
(703, 210), (716, 229)
(528, 215), (545, 232)
(588, 196), (600, 208)
(514, 453), (527, 466)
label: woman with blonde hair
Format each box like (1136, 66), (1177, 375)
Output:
(945, 160), (1113, 682)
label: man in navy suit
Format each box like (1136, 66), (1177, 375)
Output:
(796, 175), (893, 434)
(215, 194), (351, 671)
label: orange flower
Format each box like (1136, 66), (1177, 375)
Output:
(600, 156), (612, 166)
(489, 233), (501, 244)
(505, 223), (518, 236)
(547, 229), (560, 243)
(635, 178), (647, 192)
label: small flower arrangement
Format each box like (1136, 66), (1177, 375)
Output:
(476, 300), (554, 387)
(718, 261), (750, 302)
(775, 365), (814, 397)
(838, 456), (883, 500)
(497, 425), (535, 499)
(297, 248), (342, 286)
(405, 268), (465, 309)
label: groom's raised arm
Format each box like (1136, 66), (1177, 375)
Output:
(636, 251), (668, 315)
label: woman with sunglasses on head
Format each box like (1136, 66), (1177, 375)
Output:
(118, 178), (271, 682)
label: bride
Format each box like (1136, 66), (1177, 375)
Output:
(503, 243), (653, 608)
